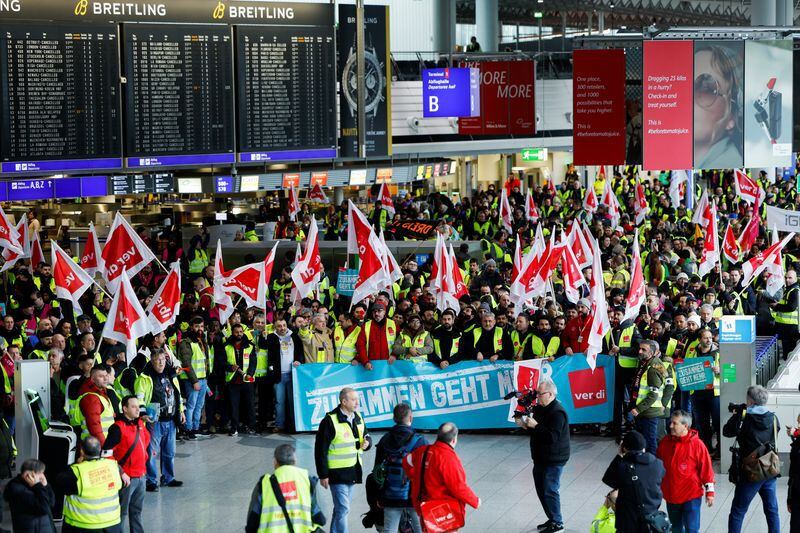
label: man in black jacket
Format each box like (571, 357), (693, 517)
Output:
(723, 385), (780, 533)
(4, 458), (56, 532)
(265, 317), (303, 433)
(517, 379), (570, 533)
(602, 431), (666, 533)
(314, 387), (372, 533)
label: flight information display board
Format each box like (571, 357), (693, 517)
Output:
(0, 24), (122, 173)
(237, 25), (336, 162)
(124, 24), (235, 168)
(109, 174), (174, 195)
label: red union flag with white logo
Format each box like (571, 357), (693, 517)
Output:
(80, 222), (104, 277)
(0, 205), (21, 256)
(29, 230), (44, 268)
(722, 221), (741, 264)
(291, 217), (322, 299)
(222, 259), (265, 309)
(508, 359), (544, 421)
(1, 218), (29, 272)
(348, 200), (386, 307)
(734, 169), (765, 205)
(101, 212), (156, 292)
(51, 240), (94, 315)
(145, 262), (181, 334)
(102, 269), (150, 363)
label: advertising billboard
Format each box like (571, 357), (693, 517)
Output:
(458, 60), (535, 135)
(422, 68), (480, 118)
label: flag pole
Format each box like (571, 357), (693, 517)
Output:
(93, 278), (112, 299)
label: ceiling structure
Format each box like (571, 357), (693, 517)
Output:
(456, 0), (757, 32)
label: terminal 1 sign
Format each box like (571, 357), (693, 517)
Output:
(422, 68), (480, 118)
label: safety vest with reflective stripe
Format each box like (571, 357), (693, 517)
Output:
(663, 338), (678, 358)
(74, 392), (115, 441)
(608, 325), (638, 368)
(1, 366), (9, 394)
(254, 332), (269, 378)
(333, 325), (360, 363)
(178, 341), (207, 380)
(363, 320), (397, 354)
(687, 348), (720, 397)
(188, 249), (209, 274)
(63, 458), (122, 530)
(398, 331), (429, 363)
(472, 327), (503, 354)
(327, 413), (365, 470)
(258, 465), (314, 533)
(530, 335), (560, 359)
(635, 367), (664, 408)
(93, 306), (107, 325)
(244, 230), (259, 242)
(432, 334), (460, 360)
(225, 343), (255, 382)
(510, 330), (530, 359)
(773, 286), (799, 325)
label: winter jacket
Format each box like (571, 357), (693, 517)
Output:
(77, 380), (112, 445)
(265, 330), (303, 383)
(403, 441), (479, 517)
(561, 314), (590, 353)
(656, 429), (715, 504)
(722, 406), (779, 466)
(375, 424), (427, 507)
(103, 416), (151, 478)
(298, 326), (335, 363)
(528, 399), (570, 466)
(314, 406), (372, 484)
(788, 436), (800, 504)
(602, 452), (665, 533)
(4, 475), (56, 532)
(629, 356), (666, 418)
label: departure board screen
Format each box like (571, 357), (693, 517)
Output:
(0, 24), (122, 173)
(237, 25), (336, 163)
(109, 173), (174, 195)
(124, 24), (235, 168)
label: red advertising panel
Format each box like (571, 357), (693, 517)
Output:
(643, 40), (694, 170)
(458, 60), (535, 135)
(572, 50), (626, 165)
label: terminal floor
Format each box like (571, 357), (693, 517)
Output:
(2, 431), (790, 532)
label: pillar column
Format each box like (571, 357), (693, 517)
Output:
(598, 11), (605, 33)
(475, 0), (499, 52)
(776, 0), (794, 25)
(433, 0), (457, 54)
(751, 0), (777, 25)
(587, 11), (593, 35)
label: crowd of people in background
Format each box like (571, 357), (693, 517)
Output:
(0, 164), (799, 531)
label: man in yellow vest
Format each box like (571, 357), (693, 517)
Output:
(458, 312), (513, 362)
(687, 328), (721, 456)
(252, 313), (274, 432)
(391, 315), (433, 363)
(74, 365), (115, 445)
(430, 309), (461, 370)
(177, 317), (210, 440)
(605, 306), (643, 438)
(55, 436), (122, 533)
(298, 314), (335, 363)
(355, 304), (397, 371)
(771, 269), (799, 358)
(245, 443), (325, 532)
(225, 323), (257, 436)
(314, 387), (372, 533)
(627, 340), (666, 455)
(333, 313), (361, 365)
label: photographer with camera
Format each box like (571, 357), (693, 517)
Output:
(723, 385), (780, 533)
(516, 379), (570, 533)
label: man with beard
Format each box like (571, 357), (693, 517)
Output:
(392, 315), (432, 363)
(178, 318), (211, 440)
(530, 315), (561, 361)
(510, 314), (533, 360)
(458, 312), (512, 362)
(561, 299), (591, 355)
(430, 309), (461, 369)
(355, 304), (397, 371)
(605, 306), (643, 438)
(224, 323), (257, 436)
(687, 329), (721, 456)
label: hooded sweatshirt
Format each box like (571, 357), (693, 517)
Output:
(656, 428), (715, 504)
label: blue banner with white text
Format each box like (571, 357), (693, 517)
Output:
(292, 355), (615, 431)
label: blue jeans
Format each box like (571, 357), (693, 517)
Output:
(383, 507), (422, 533)
(120, 475), (146, 533)
(666, 497), (701, 533)
(330, 483), (354, 533)
(727, 477), (780, 533)
(274, 372), (292, 430)
(636, 416), (660, 455)
(183, 378), (208, 431)
(146, 420), (176, 486)
(532, 463), (563, 525)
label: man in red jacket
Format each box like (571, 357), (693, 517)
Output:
(77, 364), (115, 445)
(656, 409), (715, 533)
(103, 395), (151, 533)
(561, 299), (591, 354)
(355, 304), (397, 370)
(403, 423), (480, 528)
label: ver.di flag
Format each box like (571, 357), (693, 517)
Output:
(101, 268), (151, 363)
(145, 261), (181, 334)
(51, 240), (95, 315)
(101, 212), (157, 292)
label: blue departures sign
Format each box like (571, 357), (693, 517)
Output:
(422, 68), (481, 118)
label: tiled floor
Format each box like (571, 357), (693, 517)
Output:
(2, 430), (791, 532)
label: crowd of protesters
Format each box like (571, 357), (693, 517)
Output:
(0, 164), (799, 531)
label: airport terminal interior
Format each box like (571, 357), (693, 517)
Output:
(3, 0), (800, 532)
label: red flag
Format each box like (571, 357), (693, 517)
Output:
(586, 236), (610, 371)
(738, 202), (761, 254)
(308, 183), (328, 203)
(448, 244), (469, 301)
(622, 231), (646, 323)
(741, 233), (795, 288)
(1, 218), (29, 272)
(51, 240), (94, 314)
(583, 184), (598, 213)
(291, 217), (322, 299)
(348, 201), (386, 306)
(698, 202), (720, 278)
(101, 269), (150, 363)
(29, 231), (44, 268)
(222, 259), (266, 309)
(377, 183), (396, 218)
(734, 169), (765, 205)
(80, 222), (103, 277)
(145, 262), (182, 334)
(212, 239), (234, 325)
(512, 238), (523, 282)
(601, 181), (621, 227)
(288, 186), (300, 221)
(722, 221), (741, 264)
(525, 191), (539, 223)
(431, 233), (458, 312)
(691, 189), (710, 227)
(0, 206), (21, 255)
(101, 212), (157, 292)
(561, 241), (586, 304)
(633, 180), (649, 225)
(498, 188), (513, 234)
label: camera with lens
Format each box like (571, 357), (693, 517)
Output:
(728, 402), (747, 414)
(504, 389), (538, 418)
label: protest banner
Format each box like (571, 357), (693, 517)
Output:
(385, 219), (439, 240)
(675, 356), (715, 391)
(292, 355), (615, 431)
(335, 268), (359, 297)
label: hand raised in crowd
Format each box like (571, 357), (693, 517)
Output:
(292, 361), (301, 367)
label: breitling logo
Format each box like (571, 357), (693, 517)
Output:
(74, 0), (88, 16)
(212, 0), (225, 19)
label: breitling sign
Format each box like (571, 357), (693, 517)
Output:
(0, 0), (330, 25)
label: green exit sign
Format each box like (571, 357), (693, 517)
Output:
(521, 148), (548, 161)
(534, 11), (543, 18)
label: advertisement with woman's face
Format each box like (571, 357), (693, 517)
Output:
(693, 41), (744, 170)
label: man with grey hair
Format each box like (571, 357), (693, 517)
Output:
(517, 379), (570, 533)
(656, 409), (715, 532)
(629, 338), (666, 455)
(245, 444), (326, 532)
(457, 310), (512, 362)
(724, 384), (780, 533)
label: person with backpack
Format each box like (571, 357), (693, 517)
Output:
(373, 404), (427, 533)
